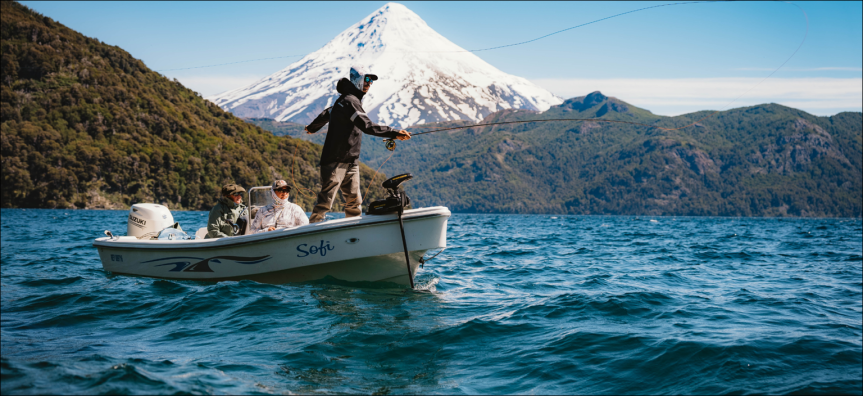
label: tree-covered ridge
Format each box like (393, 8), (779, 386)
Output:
(345, 92), (860, 217)
(245, 118), (322, 145)
(253, 92), (862, 217)
(0, 1), (387, 210)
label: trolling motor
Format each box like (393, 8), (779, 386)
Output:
(367, 173), (412, 215)
(366, 173), (415, 288)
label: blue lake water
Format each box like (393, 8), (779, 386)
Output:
(1, 208), (861, 394)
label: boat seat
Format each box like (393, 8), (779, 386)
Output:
(194, 227), (208, 240)
(251, 207), (259, 220)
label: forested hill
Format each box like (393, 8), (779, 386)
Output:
(0, 1), (387, 210)
(255, 92), (862, 217)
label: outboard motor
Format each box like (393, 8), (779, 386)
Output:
(366, 174), (416, 288)
(127, 203), (174, 239)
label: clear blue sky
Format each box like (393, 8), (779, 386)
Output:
(20, 1), (863, 116)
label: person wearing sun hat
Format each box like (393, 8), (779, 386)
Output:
(304, 65), (412, 223)
(205, 183), (248, 239)
(249, 180), (309, 233)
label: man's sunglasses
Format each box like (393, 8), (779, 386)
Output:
(230, 192), (243, 197)
(364, 76), (374, 84)
(274, 188), (291, 193)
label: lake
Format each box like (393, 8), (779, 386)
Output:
(1, 209), (861, 394)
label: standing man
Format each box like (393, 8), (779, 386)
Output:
(304, 65), (411, 223)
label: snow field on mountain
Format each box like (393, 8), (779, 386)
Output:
(209, 2), (562, 128)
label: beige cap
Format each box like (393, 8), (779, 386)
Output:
(221, 184), (246, 196)
(272, 180), (290, 191)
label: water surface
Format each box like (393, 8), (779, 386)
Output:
(1, 209), (861, 394)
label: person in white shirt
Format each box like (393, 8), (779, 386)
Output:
(250, 180), (309, 233)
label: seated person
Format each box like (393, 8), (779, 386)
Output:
(250, 180), (309, 233)
(206, 184), (248, 239)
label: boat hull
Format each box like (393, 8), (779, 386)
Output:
(94, 207), (449, 286)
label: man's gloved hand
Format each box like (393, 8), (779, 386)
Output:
(395, 130), (411, 141)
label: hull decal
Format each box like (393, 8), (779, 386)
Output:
(146, 255), (272, 273)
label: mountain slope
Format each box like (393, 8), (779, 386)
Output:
(256, 91), (862, 217)
(0, 1), (388, 210)
(210, 2), (562, 129)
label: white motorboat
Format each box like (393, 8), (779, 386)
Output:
(93, 175), (449, 287)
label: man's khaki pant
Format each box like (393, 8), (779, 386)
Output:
(309, 162), (362, 223)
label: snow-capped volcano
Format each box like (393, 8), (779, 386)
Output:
(208, 3), (562, 128)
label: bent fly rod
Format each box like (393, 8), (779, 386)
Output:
(382, 115), (709, 151)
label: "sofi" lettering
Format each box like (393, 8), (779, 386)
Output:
(297, 240), (335, 257)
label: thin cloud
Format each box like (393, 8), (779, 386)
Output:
(734, 67), (863, 72)
(531, 77), (862, 116)
(170, 74), (265, 98)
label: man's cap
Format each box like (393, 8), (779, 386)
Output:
(272, 180), (290, 191)
(350, 65), (378, 81)
(221, 184), (246, 195)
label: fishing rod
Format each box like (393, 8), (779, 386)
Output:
(414, 118), (676, 136)
(381, 118), (667, 151)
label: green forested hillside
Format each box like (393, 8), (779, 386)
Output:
(0, 1), (387, 210)
(261, 92), (862, 217)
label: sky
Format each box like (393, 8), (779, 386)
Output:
(20, 1), (863, 116)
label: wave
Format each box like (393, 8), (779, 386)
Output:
(2, 210), (860, 394)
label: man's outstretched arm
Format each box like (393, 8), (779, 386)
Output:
(305, 107), (332, 134)
(348, 101), (411, 140)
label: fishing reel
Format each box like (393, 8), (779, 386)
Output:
(366, 173), (412, 215)
(383, 138), (396, 151)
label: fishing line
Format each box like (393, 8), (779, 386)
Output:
(155, 54), (305, 72)
(362, 149), (396, 203)
(154, 1), (720, 70)
(158, 0), (807, 135)
(256, 1), (804, 204)
(468, 1), (712, 52)
(290, 142), (317, 199)
(398, 1), (808, 135)
(370, 0), (809, 187)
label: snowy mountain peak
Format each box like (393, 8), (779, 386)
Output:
(209, 2), (562, 128)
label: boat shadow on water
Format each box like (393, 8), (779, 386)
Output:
(305, 275), (440, 292)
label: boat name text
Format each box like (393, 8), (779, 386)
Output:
(297, 240), (335, 257)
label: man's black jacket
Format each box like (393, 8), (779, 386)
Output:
(306, 78), (400, 165)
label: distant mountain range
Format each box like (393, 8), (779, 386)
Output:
(2, 0), (860, 217)
(209, 2), (562, 129)
(249, 91), (862, 217)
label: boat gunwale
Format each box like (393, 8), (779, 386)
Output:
(93, 207), (449, 251)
